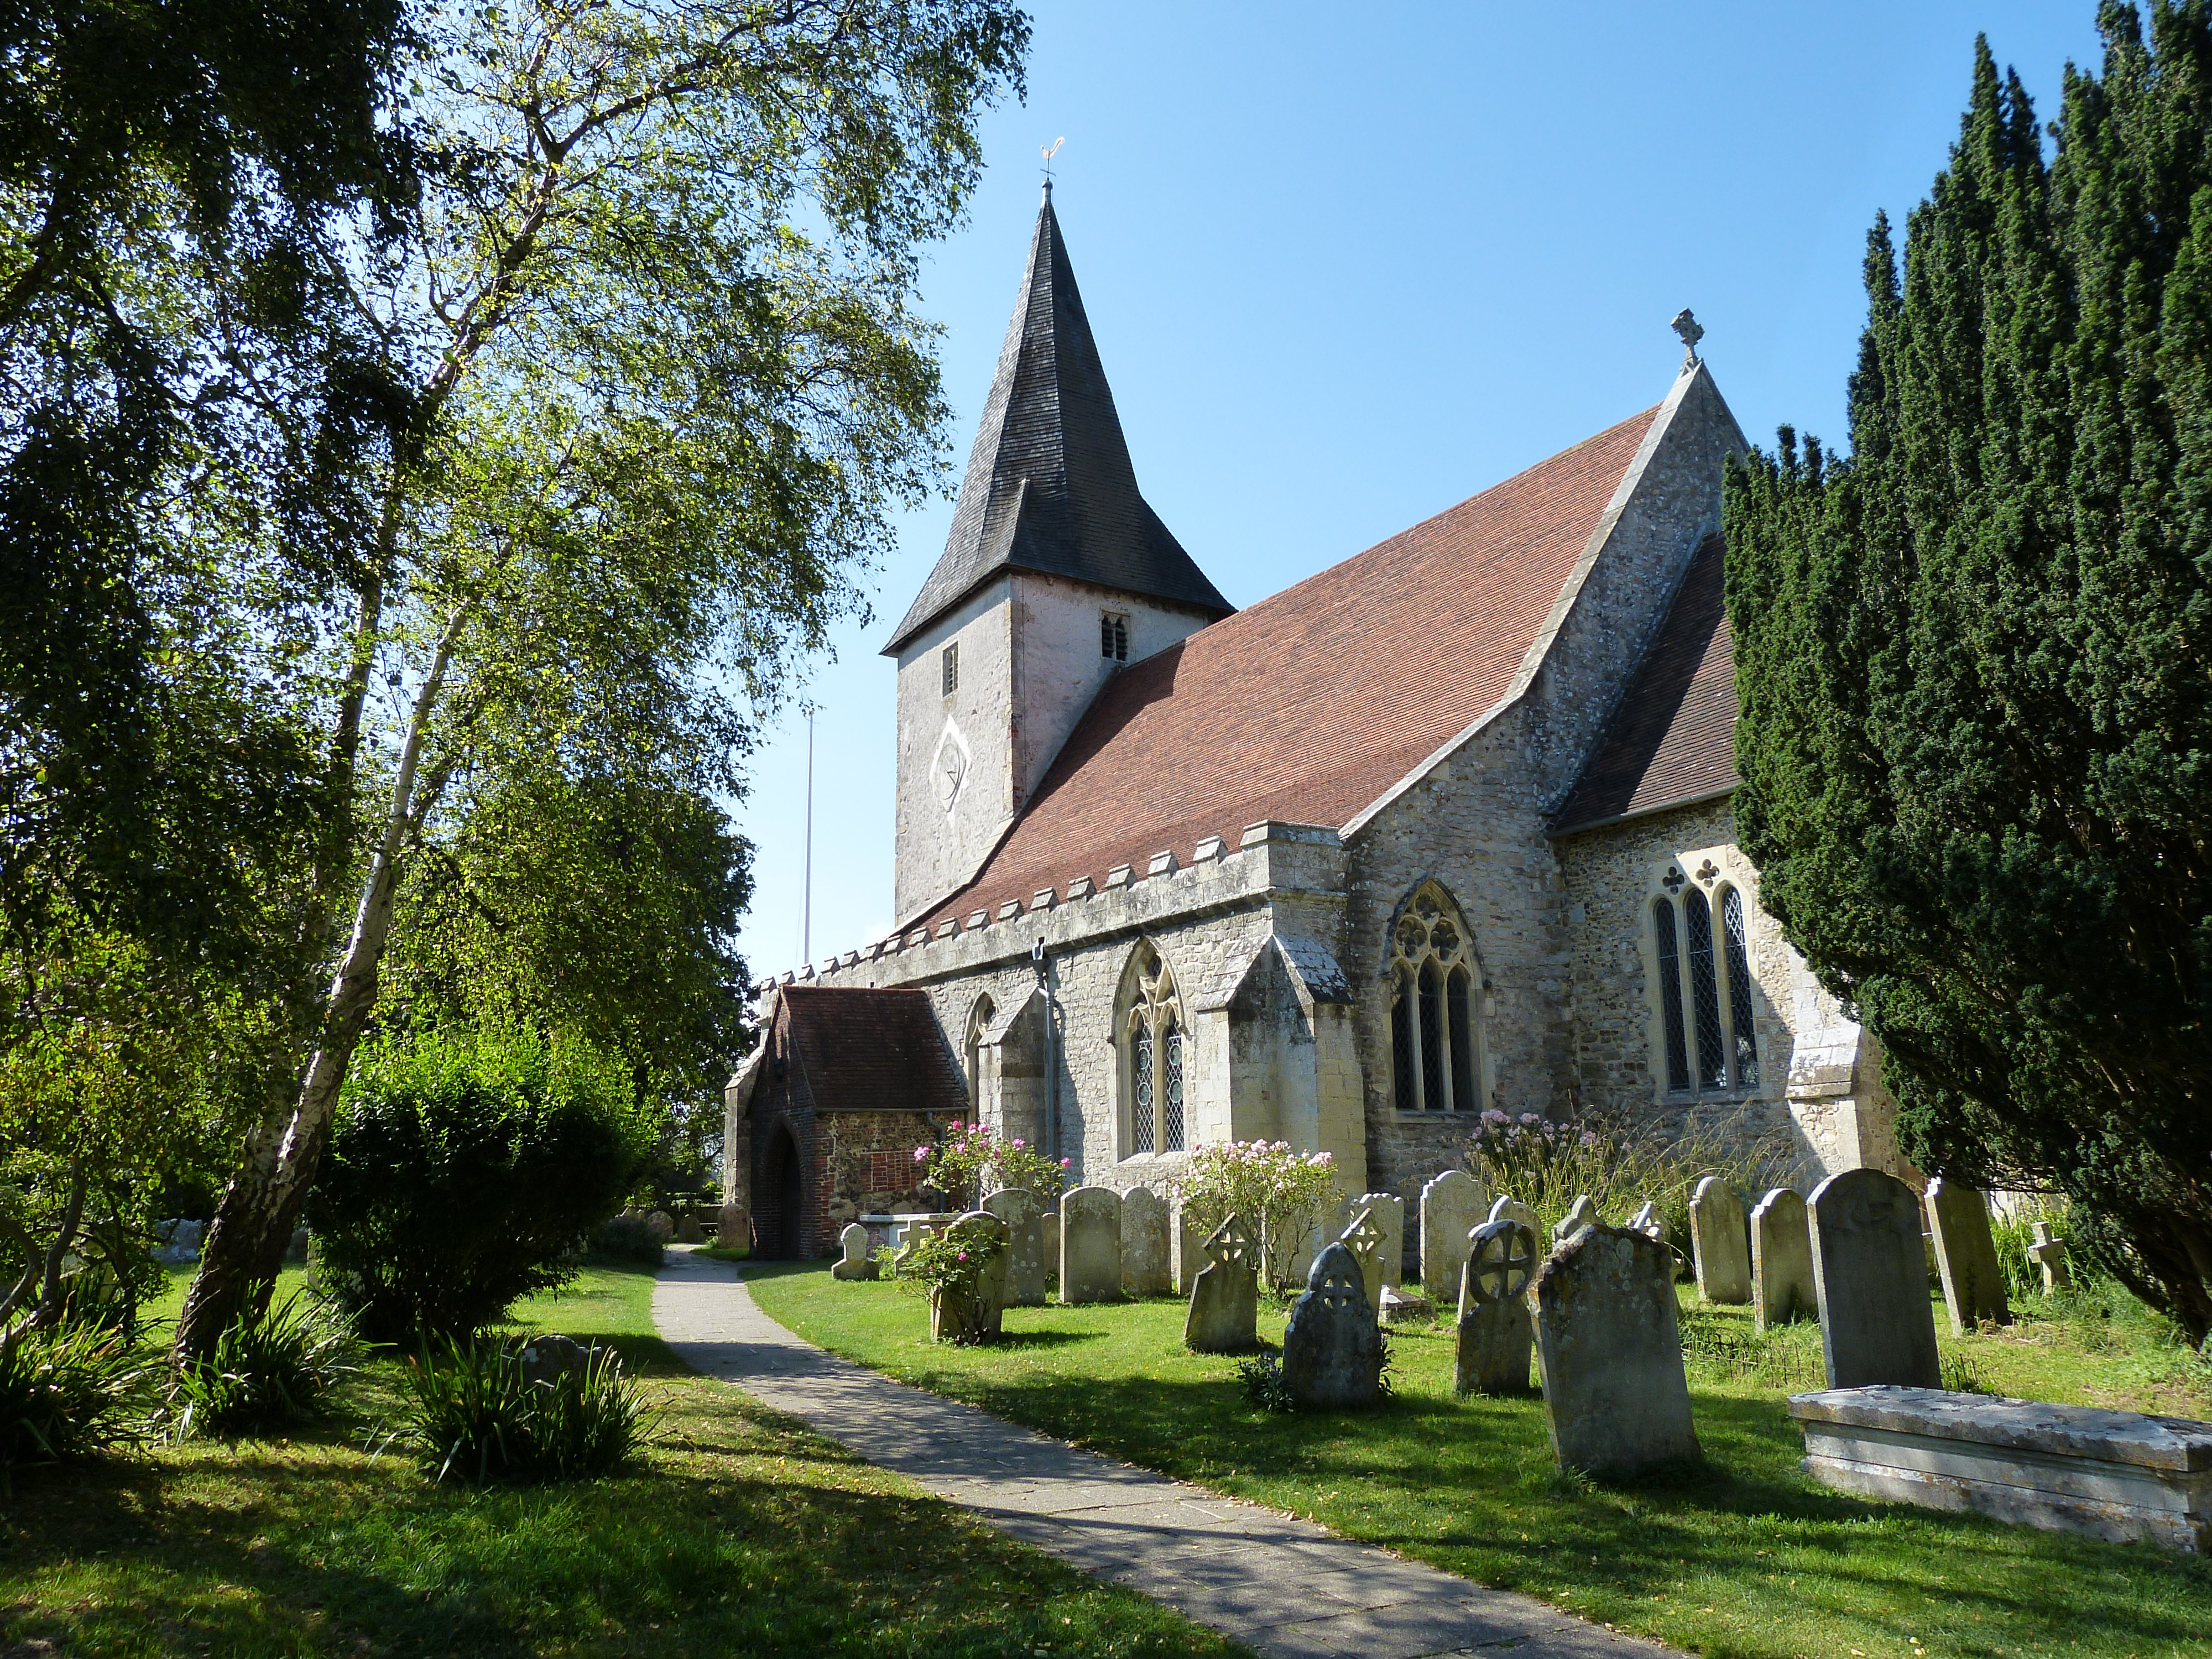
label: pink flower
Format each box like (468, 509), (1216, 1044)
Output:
(1011, 1138), (1025, 1149)
(1519, 1112), (1542, 1126)
(913, 1146), (929, 1163)
(957, 1250), (969, 1261)
(1060, 1157), (1072, 1168)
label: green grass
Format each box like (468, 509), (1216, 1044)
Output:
(750, 1265), (2212, 1659)
(1, 1262), (1241, 1658)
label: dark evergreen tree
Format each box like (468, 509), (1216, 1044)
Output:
(1725, 3), (2212, 1341)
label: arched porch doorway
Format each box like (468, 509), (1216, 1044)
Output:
(753, 1123), (806, 1259)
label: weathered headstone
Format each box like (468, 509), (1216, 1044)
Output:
(1750, 1188), (1815, 1331)
(1172, 1202), (1208, 1293)
(1690, 1176), (1752, 1304)
(928, 1210), (1010, 1343)
(645, 1209), (676, 1244)
(984, 1187), (1046, 1306)
(1552, 1193), (1598, 1244)
(1121, 1186), (1172, 1296)
(1926, 1177), (2011, 1334)
(1183, 1213), (1260, 1353)
(2030, 1220), (2072, 1293)
(1378, 1286), (1432, 1323)
(1060, 1186), (1122, 1303)
(1338, 1206), (1387, 1314)
(1368, 1192), (1408, 1288)
(676, 1213), (706, 1245)
(1489, 1194), (1540, 1237)
(1531, 1226), (1702, 1478)
(1419, 1170), (1489, 1302)
(1455, 1217), (1537, 1395)
(831, 1222), (879, 1281)
(891, 1221), (938, 1279)
(1281, 1242), (1383, 1410)
(1807, 1168), (1942, 1389)
(1627, 1201), (1665, 1241)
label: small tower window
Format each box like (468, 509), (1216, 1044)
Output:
(941, 642), (958, 695)
(1100, 612), (1129, 661)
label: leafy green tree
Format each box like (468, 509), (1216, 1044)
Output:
(177, 0), (1029, 1358)
(1724, 6), (2212, 1339)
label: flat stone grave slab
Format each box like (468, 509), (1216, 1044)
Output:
(1790, 1386), (2212, 1554)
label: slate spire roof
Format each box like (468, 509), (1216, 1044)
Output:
(883, 184), (1233, 654)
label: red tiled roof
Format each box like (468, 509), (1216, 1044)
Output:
(1550, 530), (1738, 837)
(781, 985), (969, 1113)
(912, 406), (1662, 932)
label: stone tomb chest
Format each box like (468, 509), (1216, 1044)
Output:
(1790, 1386), (2212, 1554)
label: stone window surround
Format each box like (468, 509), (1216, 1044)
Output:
(1642, 843), (1762, 1104)
(963, 992), (995, 1117)
(1384, 879), (1493, 1117)
(1115, 938), (1190, 1161)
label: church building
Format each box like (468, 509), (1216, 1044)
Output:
(723, 186), (1906, 1259)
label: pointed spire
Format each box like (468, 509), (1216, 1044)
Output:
(883, 193), (1231, 654)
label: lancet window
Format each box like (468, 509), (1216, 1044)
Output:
(1388, 882), (1483, 1112)
(1120, 944), (1186, 1156)
(964, 994), (995, 1116)
(1649, 862), (1760, 1096)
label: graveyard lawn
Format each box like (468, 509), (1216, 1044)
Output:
(750, 1263), (2212, 1659)
(0, 1263), (1240, 1659)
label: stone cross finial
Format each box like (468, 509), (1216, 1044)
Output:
(1672, 308), (1704, 370)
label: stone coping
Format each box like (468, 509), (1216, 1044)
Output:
(1787, 1386), (2212, 1474)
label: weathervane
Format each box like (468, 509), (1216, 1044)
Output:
(1671, 308), (1704, 371)
(1041, 135), (1065, 191)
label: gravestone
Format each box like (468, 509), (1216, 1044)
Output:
(1808, 1168), (1942, 1389)
(1338, 1206), (1387, 1314)
(516, 1334), (597, 1387)
(891, 1221), (938, 1279)
(1172, 1203), (1208, 1294)
(1489, 1194), (1540, 1237)
(983, 1187), (1046, 1306)
(676, 1213), (705, 1245)
(2030, 1220), (2072, 1293)
(928, 1210), (1010, 1343)
(831, 1222), (879, 1281)
(1345, 1192), (1406, 1288)
(1060, 1186), (1122, 1303)
(1926, 1177), (2011, 1334)
(1691, 1176), (1752, 1304)
(1419, 1170), (1489, 1303)
(1531, 1225), (1702, 1478)
(645, 1209), (676, 1244)
(1552, 1193), (1598, 1244)
(1455, 1217), (1537, 1395)
(1281, 1242), (1383, 1410)
(1122, 1186), (1172, 1296)
(1183, 1213), (1260, 1353)
(1378, 1286), (1432, 1323)
(1750, 1188), (1815, 1331)
(1628, 1201), (1665, 1241)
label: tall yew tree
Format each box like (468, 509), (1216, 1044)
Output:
(1725, 4), (2212, 1340)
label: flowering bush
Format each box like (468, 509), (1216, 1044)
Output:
(911, 1121), (1070, 1211)
(896, 1229), (1004, 1344)
(1175, 1140), (1338, 1291)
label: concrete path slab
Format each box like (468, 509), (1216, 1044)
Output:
(653, 1250), (1677, 1659)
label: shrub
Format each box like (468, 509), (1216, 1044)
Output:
(1235, 1350), (1295, 1413)
(0, 1319), (152, 1479)
(1175, 1141), (1339, 1292)
(395, 1334), (650, 1483)
(161, 1293), (353, 1441)
(312, 1024), (653, 1340)
(911, 1120), (1069, 1209)
(588, 1213), (665, 1267)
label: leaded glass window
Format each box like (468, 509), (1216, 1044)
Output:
(1653, 897), (1689, 1092)
(1162, 1019), (1185, 1151)
(1130, 1018), (1155, 1154)
(1388, 881), (1483, 1110)
(1120, 943), (1183, 1157)
(1447, 968), (1475, 1114)
(1721, 886), (1759, 1087)
(1684, 887), (1726, 1090)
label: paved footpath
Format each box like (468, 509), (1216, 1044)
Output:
(653, 1250), (1676, 1659)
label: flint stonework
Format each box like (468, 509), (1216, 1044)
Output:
(1121, 1185), (1172, 1296)
(1808, 1168), (1942, 1390)
(1184, 1213), (1261, 1354)
(1531, 1225), (1701, 1478)
(1282, 1243), (1383, 1410)
(1691, 1176), (1751, 1304)
(1060, 1186), (1123, 1303)
(1751, 1187), (1816, 1332)
(1925, 1177), (2010, 1334)
(984, 1187), (1046, 1306)
(1420, 1169), (1489, 1302)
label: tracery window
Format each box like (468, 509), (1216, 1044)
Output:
(1120, 943), (1186, 1155)
(1648, 862), (1760, 1097)
(1389, 882), (1483, 1112)
(964, 994), (995, 1116)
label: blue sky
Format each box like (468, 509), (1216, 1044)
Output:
(731, 0), (2109, 984)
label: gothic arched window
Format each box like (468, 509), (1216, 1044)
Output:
(963, 994), (995, 1117)
(1120, 944), (1186, 1156)
(1649, 863), (1760, 1097)
(1389, 883), (1483, 1112)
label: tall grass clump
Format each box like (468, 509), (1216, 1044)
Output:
(0, 1319), (152, 1480)
(396, 1334), (650, 1483)
(161, 1293), (353, 1441)
(1465, 1109), (1799, 1263)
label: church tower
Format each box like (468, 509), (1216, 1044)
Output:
(885, 185), (1232, 925)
